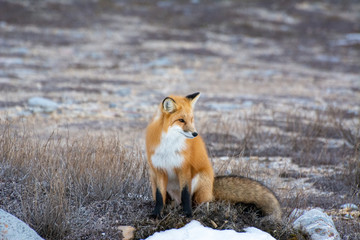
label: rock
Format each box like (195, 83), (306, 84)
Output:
(293, 208), (340, 240)
(0, 209), (43, 240)
(118, 226), (135, 240)
(28, 97), (59, 113)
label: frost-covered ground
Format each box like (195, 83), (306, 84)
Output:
(0, 0), (359, 239)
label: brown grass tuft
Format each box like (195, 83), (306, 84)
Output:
(134, 201), (306, 240)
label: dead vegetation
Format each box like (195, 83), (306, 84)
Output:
(0, 119), (150, 239)
(201, 107), (360, 239)
(0, 105), (359, 239)
(134, 202), (307, 240)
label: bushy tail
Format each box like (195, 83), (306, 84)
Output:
(213, 175), (282, 221)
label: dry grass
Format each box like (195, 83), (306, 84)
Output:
(335, 112), (360, 188)
(1, 105), (359, 239)
(135, 201), (307, 240)
(200, 107), (360, 239)
(0, 119), (149, 239)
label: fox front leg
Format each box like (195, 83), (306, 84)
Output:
(181, 185), (192, 217)
(152, 188), (164, 218)
(177, 169), (192, 217)
(151, 171), (167, 218)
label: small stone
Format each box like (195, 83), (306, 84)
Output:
(293, 208), (340, 240)
(118, 226), (135, 240)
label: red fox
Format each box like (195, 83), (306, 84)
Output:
(145, 92), (281, 221)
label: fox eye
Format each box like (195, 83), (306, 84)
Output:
(178, 119), (185, 123)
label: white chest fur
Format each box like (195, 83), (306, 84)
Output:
(151, 125), (187, 172)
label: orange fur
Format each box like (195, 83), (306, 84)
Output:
(146, 93), (213, 216)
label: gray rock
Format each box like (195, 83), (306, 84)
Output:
(28, 97), (59, 113)
(0, 209), (44, 240)
(293, 208), (340, 240)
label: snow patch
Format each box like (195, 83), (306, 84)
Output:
(146, 220), (276, 240)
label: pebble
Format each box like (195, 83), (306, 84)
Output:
(293, 208), (340, 240)
(118, 226), (135, 240)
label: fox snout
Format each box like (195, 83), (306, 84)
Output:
(185, 125), (198, 138)
(181, 123), (198, 139)
(181, 129), (198, 139)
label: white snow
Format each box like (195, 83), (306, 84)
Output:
(145, 220), (276, 240)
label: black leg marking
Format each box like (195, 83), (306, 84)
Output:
(151, 188), (163, 218)
(181, 185), (192, 217)
(166, 192), (173, 204)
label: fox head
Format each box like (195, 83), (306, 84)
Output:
(160, 92), (200, 139)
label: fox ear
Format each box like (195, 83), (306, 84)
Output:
(162, 97), (177, 113)
(186, 92), (200, 108)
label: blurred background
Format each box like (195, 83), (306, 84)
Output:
(0, 0), (359, 139)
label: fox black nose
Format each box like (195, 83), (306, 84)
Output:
(192, 132), (198, 137)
